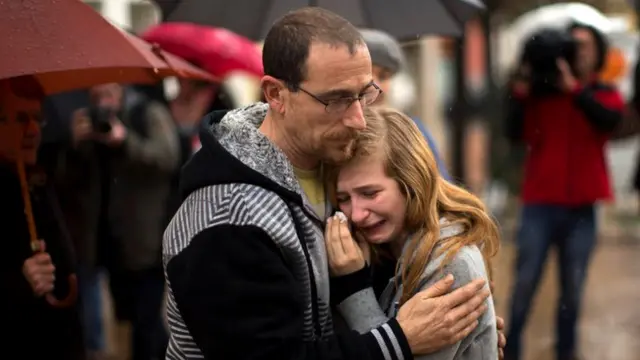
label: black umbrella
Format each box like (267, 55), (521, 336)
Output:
(153, 0), (484, 41)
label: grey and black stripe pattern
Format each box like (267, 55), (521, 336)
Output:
(162, 104), (333, 359)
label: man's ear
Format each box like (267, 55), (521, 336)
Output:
(261, 76), (287, 115)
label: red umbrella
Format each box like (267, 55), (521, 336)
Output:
(0, 0), (213, 309)
(141, 22), (263, 79)
(0, 0), (215, 96)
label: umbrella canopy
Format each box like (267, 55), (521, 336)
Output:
(0, 0), (214, 309)
(500, 2), (633, 87)
(0, 0), (215, 96)
(142, 23), (263, 79)
(509, 2), (626, 43)
(153, 0), (485, 40)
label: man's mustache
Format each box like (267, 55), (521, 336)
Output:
(326, 130), (358, 141)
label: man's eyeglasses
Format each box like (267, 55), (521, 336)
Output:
(295, 83), (382, 114)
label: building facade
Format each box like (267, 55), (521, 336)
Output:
(84, 0), (159, 33)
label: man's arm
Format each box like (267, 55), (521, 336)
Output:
(573, 85), (624, 133)
(166, 224), (411, 360)
(122, 102), (180, 172)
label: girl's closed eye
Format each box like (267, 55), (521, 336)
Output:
(361, 190), (379, 199)
(336, 195), (350, 204)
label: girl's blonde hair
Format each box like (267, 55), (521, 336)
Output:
(325, 107), (500, 305)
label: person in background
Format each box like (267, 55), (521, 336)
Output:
(359, 28), (451, 181)
(41, 89), (106, 360)
(170, 78), (235, 154)
(504, 22), (624, 360)
(54, 83), (179, 360)
(631, 50), (640, 211)
(0, 81), (85, 359)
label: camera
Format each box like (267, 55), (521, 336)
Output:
(88, 105), (114, 134)
(520, 28), (578, 96)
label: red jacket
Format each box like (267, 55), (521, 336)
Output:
(506, 82), (624, 206)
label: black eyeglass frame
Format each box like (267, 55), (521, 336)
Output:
(293, 82), (383, 113)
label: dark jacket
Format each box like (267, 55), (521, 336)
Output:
(163, 103), (410, 360)
(53, 89), (180, 270)
(0, 164), (84, 359)
(505, 82), (624, 205)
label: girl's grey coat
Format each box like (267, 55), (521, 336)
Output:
(337, 220), (498, 360)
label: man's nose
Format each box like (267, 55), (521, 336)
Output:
(24, 118), (39, 135)
(343, 101), (366, 130)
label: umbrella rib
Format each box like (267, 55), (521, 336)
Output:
(261, 0), (278, 41)
(359, 0), (373, 28)
(440, 0), (464, 24)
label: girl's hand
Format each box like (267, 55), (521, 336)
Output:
(324, 212), (368, 276)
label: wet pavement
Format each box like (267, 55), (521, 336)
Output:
(492, 236), (640, 360)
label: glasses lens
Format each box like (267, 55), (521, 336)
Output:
(361, 89), (381, 106)
(326, 99), (351, 114)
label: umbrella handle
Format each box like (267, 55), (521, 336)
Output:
(45, 273), (78, 308)
(16, 158), (79, 308)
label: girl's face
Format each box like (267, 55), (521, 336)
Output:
(335, 153), (407, 244)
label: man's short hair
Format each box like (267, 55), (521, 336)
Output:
(262, 7), (364, 90)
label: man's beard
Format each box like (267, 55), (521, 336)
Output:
(321, 138), (356, 165)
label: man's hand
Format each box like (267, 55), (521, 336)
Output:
(396, 275), (490, 354)
(71, 108), (94, 145)
(497, 315), (506, 359)
(557, 59), (578, 93)
(22, 241), (55, 297)
(95, 117), (127, 147)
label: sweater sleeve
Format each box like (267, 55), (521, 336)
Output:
(166, 224), (412, 360)
(121, 102), (180, 173)
(331, 266), (390, 334)
(573, 85), (624, 133)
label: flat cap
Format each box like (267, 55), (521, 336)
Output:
(359, 28), (406, 74)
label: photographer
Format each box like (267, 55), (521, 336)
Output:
(54, 83), (179, 360)
(504, 23), (624, 360)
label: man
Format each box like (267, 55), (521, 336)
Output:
(164, 8), (496, 359)
(1, 81), (85, 360)
(360, 28), (452, 181)
(504, 23), (624, 360)
(54, 83), (179, 360)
